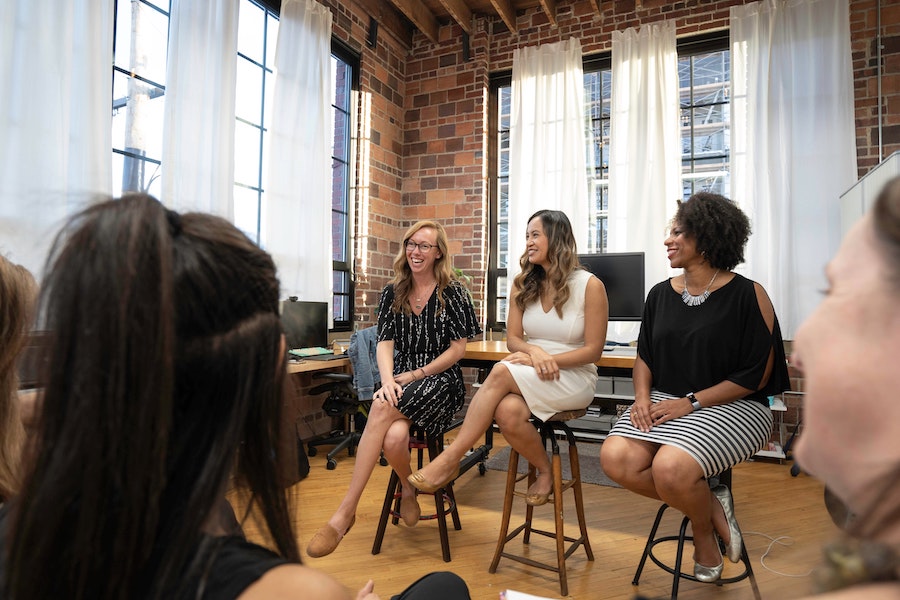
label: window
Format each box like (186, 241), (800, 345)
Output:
(330, 42), (358, 330)
(488, 33), (730, 328)
(678, 32), (730, 199)
(111, 0), (356, 331)
(111, 0), (170, 198)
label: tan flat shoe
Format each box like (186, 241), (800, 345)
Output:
(306, 515), (355, 558)
(525, 490), (551, 506)
(400, 493), (421, 527)
(408, 463), (460, 494)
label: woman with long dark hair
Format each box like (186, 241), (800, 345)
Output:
(0, 194), (469, 599)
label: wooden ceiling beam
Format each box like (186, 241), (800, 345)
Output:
(437, 0), (473, 34)
(488, 0), (518, 35)
(538, 0), (557, 27)
(387, 0), (440, 43)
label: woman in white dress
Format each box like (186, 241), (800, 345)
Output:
(408, 210), (608, 504)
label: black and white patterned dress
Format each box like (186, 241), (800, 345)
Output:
(377, 280), (481, 435)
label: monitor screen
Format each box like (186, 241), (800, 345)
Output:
(281, 300), (328, 349)
(578, 252), (645, 321)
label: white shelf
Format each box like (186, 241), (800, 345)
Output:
(756, 443), (785, 460)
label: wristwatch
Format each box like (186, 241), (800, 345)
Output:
(687, 392), (702, 411)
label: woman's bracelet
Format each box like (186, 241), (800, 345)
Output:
(418, 367), (426, 379)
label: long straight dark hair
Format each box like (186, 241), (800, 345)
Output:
(5, 194), (299, 598)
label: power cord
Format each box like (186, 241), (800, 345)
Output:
(743, 530), (816, 578)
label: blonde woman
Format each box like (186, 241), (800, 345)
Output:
(0, 256), (37, 503)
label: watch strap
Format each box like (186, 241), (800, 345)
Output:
(687, 392), (702, 411)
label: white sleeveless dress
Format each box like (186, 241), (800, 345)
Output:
(504, 269), (599, 422)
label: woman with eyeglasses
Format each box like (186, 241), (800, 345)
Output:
(407, 210), (608, 508)
(307, 220), (480, 560)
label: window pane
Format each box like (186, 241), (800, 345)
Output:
(331, 209), (348, 262)
(236, 57), (263, 124)
(113, 0), (169, 86)
(266, 14), (279, 66)
(234, 185), (261, 241)
(234, 120), (262, 185)
(237, 1), (265, 64)
(111, 70), (166, 163)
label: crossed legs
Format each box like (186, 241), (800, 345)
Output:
(409, 363), (553, 499)
(307, 400), (412, 556)
(600, 436), (731, 570)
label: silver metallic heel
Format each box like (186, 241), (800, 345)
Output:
(713, 484), (743, 563)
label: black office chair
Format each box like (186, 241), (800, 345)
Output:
(306, 372), (371, 470)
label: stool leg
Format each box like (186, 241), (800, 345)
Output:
(671, 516), (690, 600)
(434, 485), (451, 562)
(489, 446), (519, 573)
(567, 434), (593, 560)
(523, 464), (536, 544)
(632, 504), (668, 584)
(551, 447), (568, 597)
(372, 471), (400, 555)
(741, 539), (763, 600)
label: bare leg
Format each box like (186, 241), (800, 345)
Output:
(324, 401), (408, 534)
(652, 446), (721, 567)
(382, 419), (418, 506)
(493, 394), (553, 497)
(599, 436), (662, 500)
(412, 363), (521, 484)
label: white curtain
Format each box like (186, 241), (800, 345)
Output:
(608, 21), (681, 296)
(508, 38), (590, 283)
(0, 0), (113, 277)
(161, 0), (239, 217)
(265, 0), (332, 309)
(731, 0), (856, 338)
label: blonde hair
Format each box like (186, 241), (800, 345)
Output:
(0, 256), (38, 500)
(390, 220), (456, 315)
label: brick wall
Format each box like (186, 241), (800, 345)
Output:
(306, 0), (898, 438)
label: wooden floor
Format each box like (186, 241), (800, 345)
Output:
(230, 433), (839, 600)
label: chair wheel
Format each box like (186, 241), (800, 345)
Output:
(791, 463), (801, 477)
(478, 462), (486, 475)
(307, 446), (318, 457)
(326, 459), (337, 470)
(379, 456), (388, 466)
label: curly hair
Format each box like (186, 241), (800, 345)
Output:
(390, 220), (458, 315)
(513, 210), (582, 318)
(673, 192), (751, 271)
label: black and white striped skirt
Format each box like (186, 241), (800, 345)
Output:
(607, 390), (773, 478)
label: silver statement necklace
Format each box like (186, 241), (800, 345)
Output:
(414, 282), (436, 310)
(681, 269), (719, 307)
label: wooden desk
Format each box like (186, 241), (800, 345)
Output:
(287, 356), (350, 374)
(281, 357), (351, 485)
(462, 340), (636, 371)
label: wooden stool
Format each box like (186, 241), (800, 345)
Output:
(632, 469), (762, 600)
(489, 410), (593, 596)
(371, 428), (462, 562)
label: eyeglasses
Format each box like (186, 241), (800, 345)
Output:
(405, 240), (435, 253)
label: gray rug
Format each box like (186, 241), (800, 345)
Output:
(484, 441), (622, 488)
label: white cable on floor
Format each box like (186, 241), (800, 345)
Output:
(743, 531), (817, 578)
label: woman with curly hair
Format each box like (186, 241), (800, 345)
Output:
(0, 256), (37, 503)
(600, 192), (791, 583)
(307, 220), (481, 560)
(408, 210), (608, 506)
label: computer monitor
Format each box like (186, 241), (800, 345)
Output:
(578, 252), (645, 321)
(280, 300), (328, 350)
